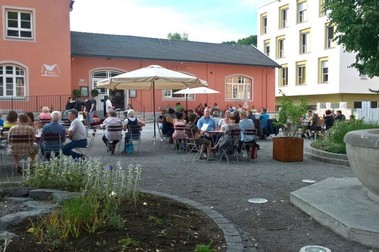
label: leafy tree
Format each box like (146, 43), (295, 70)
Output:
(167, 32), (188, 41)
(324, 0), (379, 77)
(222, 35), (257, 46)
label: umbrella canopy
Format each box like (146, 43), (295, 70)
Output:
(96, 65), (207, 90)
(96, 65), (208, 142)
(173, 87), (220, 95)
(174, 87), (219, 110)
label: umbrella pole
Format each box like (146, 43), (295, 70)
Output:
(153, 81), (157, 144)
(186, 94), (188, 111)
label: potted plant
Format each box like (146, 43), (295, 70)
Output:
(72, 89), (81, 98)
(273, 91), (307, 162)
(90, 89), (99, 97)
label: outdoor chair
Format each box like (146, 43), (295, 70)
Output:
(41, 133), (63, 160)
(184, 128), (201, 163)
(127, 124), (142, 154)
(8, 133), (35, 176)
(39, 118), (52, 127)
(157, 121), (173, 150)
(241, 129), (258, 160)
(218, 128), (241, 163)
(105, 124), (123, 154)
(173, 124), (187, 151)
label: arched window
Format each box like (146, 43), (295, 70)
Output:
(225, 75), (252, 100)
(91, 70), (123, 94)
(0, 64), (26, 97)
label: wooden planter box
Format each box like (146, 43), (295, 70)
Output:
(272, 137), (304, 162)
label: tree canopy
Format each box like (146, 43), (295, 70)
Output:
(222, 35), (257, 46)
(167, 32), (188, 41)
(324, 0), (379, 77)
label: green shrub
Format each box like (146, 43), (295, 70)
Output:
(311, 120), (379, 154)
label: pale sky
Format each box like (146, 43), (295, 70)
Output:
(70, 0), (261, 43)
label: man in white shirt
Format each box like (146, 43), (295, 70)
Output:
(62, 109), (87, 159)
(105, 96), (114, 115)
(101, 110), (122, 155)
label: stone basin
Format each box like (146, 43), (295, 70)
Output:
(344, 129), (379, 201)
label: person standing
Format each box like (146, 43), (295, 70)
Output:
(62, 109), (87, 159)
(105, 96), (115, 116)
(84, 95), (96, 126)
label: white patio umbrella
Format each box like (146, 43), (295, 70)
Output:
(174, 87), (220, 110)
(96, 65), (208, 141)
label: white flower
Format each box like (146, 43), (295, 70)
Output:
(109, 191), (117, 197)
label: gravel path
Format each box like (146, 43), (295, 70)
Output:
(1, 123), (377, 252)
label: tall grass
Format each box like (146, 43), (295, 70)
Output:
(311, 120), (379, 154)
(23, 156), (142, 249)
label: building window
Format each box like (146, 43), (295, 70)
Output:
(5, 9), (33, 40)
(371, 101), (378, 108)
(296, 61), (307, 85)
(300, 29), (311, 54)
(331, 103), (339, 109)
(318, 58), (328, 83)
(319, 0), (326, 16)
(260, 13), (268, 34)
(353, 101), (362, 109)
(0, 65), (26, 97)
(162, 89), (193, 99)
(319, 103), (326, 109)
(264, 40), (270, 56)
(225, 75), (252, 100)
(279, 5), (289, 29)
(276, 36), (285, 59)
(279, 65), (288, 87)
(297, 0), (307, 23)
(92, 70), (123, 95)
(325, 23), (336, 49)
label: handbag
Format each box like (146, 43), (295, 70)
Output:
(124, 142), (134, 154)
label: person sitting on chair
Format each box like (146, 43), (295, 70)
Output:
(62, 109), (87, 160)
(7, 113), (39, 173)
(186, 113), (214, 161)
(123, 109), (145, 148)
(41, 111), (66, 160)
(101, 110), (122, 155)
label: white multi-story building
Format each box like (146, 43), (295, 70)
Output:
(257, 0), (379, 114)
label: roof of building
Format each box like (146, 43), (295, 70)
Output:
(71, 32), (280, 68)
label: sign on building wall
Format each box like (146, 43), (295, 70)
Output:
(41, 64), (61, 77)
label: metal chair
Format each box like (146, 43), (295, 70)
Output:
(40, 133), (63, 160)
(39, 118), (52, 127)
(241, 129), (257, 160)
(157, 121), (172, 150)
(8, 133), (36, 176)
(127, 124), (142, 153)
(218, 128), (241, 163)
(105, 124), (123, 154)
(184, 127), (201, 163)
(173, 124), (187, 151)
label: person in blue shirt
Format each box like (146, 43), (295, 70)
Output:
(196, 108), (216, 134)
(259, 108), (269, 129)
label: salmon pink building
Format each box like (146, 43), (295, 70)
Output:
(1, 0), (279, 117)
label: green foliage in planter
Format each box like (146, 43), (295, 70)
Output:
(90, 89), (99, 97)
(72, 89), (81, 98)
(311, 120), (379, 154)
(275, 92), (307, 138)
